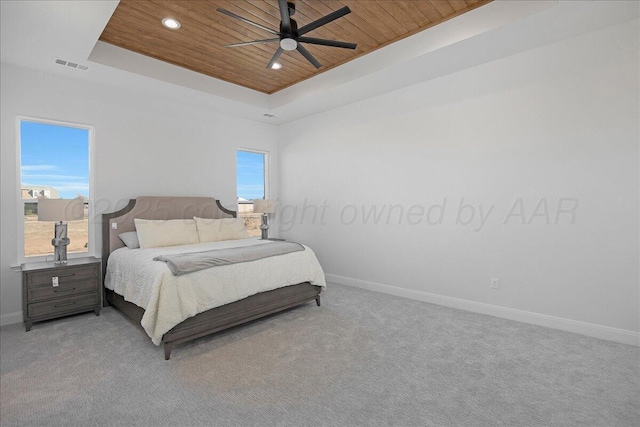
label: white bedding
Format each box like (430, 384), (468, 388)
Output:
(105, 238), (326, 345)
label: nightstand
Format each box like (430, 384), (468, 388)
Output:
(21, 257), (102, 332)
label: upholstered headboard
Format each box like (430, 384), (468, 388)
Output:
(101, 196), (235, 275)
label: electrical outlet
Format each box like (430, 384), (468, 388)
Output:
(491, 278), (499, 289)
(111, 222), (118, 230)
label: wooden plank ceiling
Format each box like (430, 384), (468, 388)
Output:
(100, 0), (492, 94)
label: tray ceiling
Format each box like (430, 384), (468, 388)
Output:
(99, 0), (492, 94)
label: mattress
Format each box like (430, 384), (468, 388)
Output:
(105, 237), (326, 345)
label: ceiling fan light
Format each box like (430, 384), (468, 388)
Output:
(280, 38), (297, 51)
(162, 18), (181, 29)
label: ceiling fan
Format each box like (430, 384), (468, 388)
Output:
(217, 0), (357, 69)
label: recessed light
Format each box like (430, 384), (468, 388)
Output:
(271, 62), (282, 70)
(162, 18), (181, 29)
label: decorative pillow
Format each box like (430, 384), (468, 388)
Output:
(134, 218), (200, 249)
(194, 217), (249, 242)
(118, 231), (140, 249)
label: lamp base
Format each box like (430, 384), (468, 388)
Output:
(52, 221), (70, 264)
(260, 214), (269, 240)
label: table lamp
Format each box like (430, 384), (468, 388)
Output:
(253, 199), (276, 240)
(37, 198), (84, 264)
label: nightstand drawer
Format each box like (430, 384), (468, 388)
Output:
(27, 293), (99, 319)
(27, 279), (98, 303)
(26, 265), (97, 288)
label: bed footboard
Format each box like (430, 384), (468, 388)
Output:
(162, 282), (320, 359)
(106, 283), (321, 360)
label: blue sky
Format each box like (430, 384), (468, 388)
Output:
(236, 150), (265, 200)
(20, 121), (89, 199)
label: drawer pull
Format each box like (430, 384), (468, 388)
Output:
(54, 301), (76, 308)
(57, 273), (76, 278)
(53, 287), (76, 293)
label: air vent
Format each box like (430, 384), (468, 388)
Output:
(263, 113), (277, 118)
(53, 58), (89, 71)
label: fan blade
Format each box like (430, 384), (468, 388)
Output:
(298, 37), (356, 50)
(217, 8), (279, 35)
(224, 38), (280, 48)
(278, 0), (292, 33)
(267, 47), (284, 69)
(296, 44), (321, 69)
(298, 6), (351, 36)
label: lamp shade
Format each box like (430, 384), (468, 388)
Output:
(38, 198), (84, 222)
(253, 199), (276, 214)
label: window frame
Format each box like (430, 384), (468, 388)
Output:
(16, 116), (96, 264)
(236, 148), (269, 203)
(236, 148), (269, 238)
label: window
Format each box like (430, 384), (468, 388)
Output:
(19, 118), (93, 260)
(236, 149), (267, 237)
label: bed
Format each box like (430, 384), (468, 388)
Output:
(102, 196), (325, 360)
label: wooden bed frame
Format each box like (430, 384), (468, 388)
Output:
(101, 196), (321, 360)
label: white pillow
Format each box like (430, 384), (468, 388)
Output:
(194, 217), (249, 242)
(118, 231), (140, 249)
(134, 218), (199, 249)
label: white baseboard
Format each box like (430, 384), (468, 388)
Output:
(325, 273), (640, 347)
(0, 311), (23, 327)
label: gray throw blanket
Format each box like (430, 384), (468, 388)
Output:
(154, 241), (305, 276)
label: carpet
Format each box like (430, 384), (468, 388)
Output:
(1, 283), (638, 426)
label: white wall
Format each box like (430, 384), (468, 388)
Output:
(278, 19), (639, 343)
(0, 63), (278, 325)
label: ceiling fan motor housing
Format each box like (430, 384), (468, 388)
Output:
(280, 10), (298, 51)
(280, 18), (298, 37)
